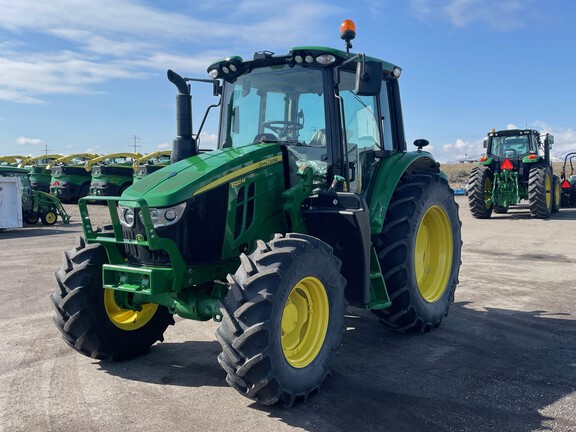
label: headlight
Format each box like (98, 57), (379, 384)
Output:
(141, 203), (187, 228)
(119, 206), (135, 228)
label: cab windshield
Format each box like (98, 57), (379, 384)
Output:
(219, 65), (327, 148)
(489, 135), (532, 158)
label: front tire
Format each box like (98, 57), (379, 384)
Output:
(41, 210), (57, 225)
(51, 237), (174, 360)
(216, 233), (346, 407)
(373, 172), (462, 332)
(468, 165), (494, 218)
(528, 165), (552, 218)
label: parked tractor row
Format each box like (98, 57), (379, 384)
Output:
(0, 151), (172, 203)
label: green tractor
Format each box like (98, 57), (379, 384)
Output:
(86, 152), (142, 196)
(132, 150), (172, 183)
(18, 154), (63, 193)
(468, 128), (561, 218)
(560, 152), (576, 207)
(0, 155), (30, 166)
(51, 20), (462, 406)
(49, 153), (99, 203)
(0, 166), (70, 225)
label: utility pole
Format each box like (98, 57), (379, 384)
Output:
(44, 144), (49, 155)
(129, 135), (142, 153)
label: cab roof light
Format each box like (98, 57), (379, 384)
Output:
(340, 19), (356, 55)
(316, 54), (336, 65)
(207, 56), (244, 80)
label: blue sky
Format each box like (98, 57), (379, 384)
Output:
(1, 0), (574, 162)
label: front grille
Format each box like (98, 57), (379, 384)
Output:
(122, 184), (228, 267)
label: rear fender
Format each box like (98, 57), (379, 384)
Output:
(366, 151), (439, 234)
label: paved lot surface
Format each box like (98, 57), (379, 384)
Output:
(0, 196), (575, 432)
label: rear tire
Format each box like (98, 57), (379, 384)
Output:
(24, 213), (39, 224)
(372, 172), (462, 332)
(216, 233), (346, 406)
(528, 165), (552, 218)
(51, 237), (174, 360)
(468, 165), (493, 218)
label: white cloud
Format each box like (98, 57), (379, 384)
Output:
(439, 137), (483, 162)
(410, 0), (538, 30)
(199, 131), (218, 149)
(530, 121), (576, 156)
(16, 137), (43, 146)
(0, 0), (341, 104)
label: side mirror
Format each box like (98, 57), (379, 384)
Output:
(414, 139), (429, 150)
(483, 138), (488, 148)
(547, 134), (554, 147)
(355, 61), (382, 96)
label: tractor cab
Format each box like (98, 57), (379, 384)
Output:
(210, 47), (401, 195)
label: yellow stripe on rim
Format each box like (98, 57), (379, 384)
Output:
(104, 289), (158, 331)
(281, 277), (329, 368)
(193, 155), (283, 196)
(545, 173), (552, 208)
(414, 205), (453, 303)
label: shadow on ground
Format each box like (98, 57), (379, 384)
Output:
(96, 301), (576, 431)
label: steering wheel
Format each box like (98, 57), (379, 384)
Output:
(262, 121), (303, 137)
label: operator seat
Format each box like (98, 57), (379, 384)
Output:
(253, 133), (277, 143)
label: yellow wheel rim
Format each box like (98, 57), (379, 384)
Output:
(104, 289), (158, 331)
(281, 277), (329, 368)
(545, 174), (552, 208)
(45, 212), (56, 224)
(415, 205), (453, 303)
(483, 177), (492, 209)
(555, 181), (561, 207)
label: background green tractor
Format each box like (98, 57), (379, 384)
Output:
(18, 154), (63, 193)
(49, 153), (99, 203)
(0, 156), (30, 167)
(86, 152), (142, 196)
(51, 20), (461, 406)
(132, 150), (172, 183)
(468, 128), (561, 218)
(560, 152), (576, 207)
(0, 166), (70, 225)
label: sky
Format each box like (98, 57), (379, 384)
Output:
(1, 0), (575, 163)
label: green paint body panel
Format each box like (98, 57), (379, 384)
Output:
(50, 166), (92, 201)
(80, 144), (289, 321)
(28, 166), (52, 192)
(367, 150), (438, 233)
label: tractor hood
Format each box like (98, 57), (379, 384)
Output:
(122, 143), (283, 208)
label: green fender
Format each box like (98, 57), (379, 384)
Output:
(366, 151), (439, 234)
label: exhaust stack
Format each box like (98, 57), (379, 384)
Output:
(167, 69), (198, 163)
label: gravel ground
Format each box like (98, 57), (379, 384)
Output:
(0, 196), (575, 432)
